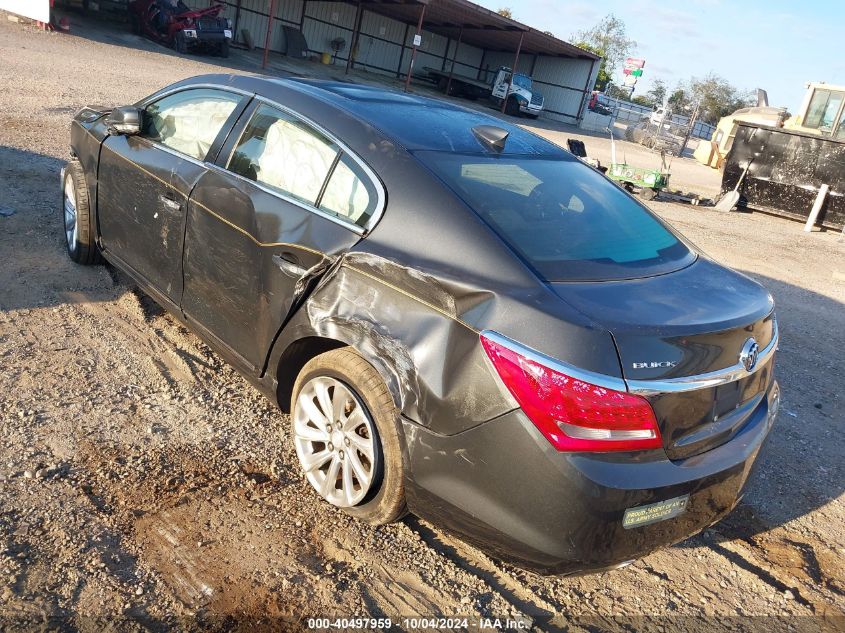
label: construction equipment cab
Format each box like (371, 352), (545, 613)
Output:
(490, 68), (544, 118)
(784, 82), (845, 139)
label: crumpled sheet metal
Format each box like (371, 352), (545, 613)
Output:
(270, 243), (625, 437)
(302, 251), (512, 435)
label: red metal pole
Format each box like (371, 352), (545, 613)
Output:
(262, 0), (278, 70)
(403, 2), (427, 93)
(444, 27), (463, 96)
(500, 30), (525, 114)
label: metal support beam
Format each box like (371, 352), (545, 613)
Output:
(441, 36), (451, 71)
(233, 0), (242, 44)
(262, 0), (278, 69)
(345, 1), (363, 74)
(500, 30), (524, 113)
(403, 2), (427, 93)
(445, 26), (463, 96)
(396, 22), (410, 78)
(576, 57), (597, 122)
(477, 48), (487, 81)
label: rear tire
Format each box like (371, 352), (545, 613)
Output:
(291, 347), (407, 525)
(129, 13), (140, 35)
(639, 187), (659, 201)
(62, 161), (102, 265)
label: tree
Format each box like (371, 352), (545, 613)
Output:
(687, 73), (754, 124)
(668, 86), (690, 112)
(645, 79), (667, 106)
(632, 95), (653, 107)
(605, 83), (630, 100)
(497, 7), (513, 19)
(573, 14), (636, 92)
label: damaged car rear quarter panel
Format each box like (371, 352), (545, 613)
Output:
(293, 253), (511, 434)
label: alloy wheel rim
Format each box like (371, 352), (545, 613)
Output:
(293, 376), (377, 508)
(63, 177), (78, 249)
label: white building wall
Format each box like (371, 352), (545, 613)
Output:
(444, 40), (484, 80)
(211, 0), (303, 52)
(199, 1), (596, 122)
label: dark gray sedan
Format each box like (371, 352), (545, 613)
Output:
(63, 74), (779, 574)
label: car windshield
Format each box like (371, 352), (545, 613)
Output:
(417, 153), (696, 282)
(513, 74), (532, 90)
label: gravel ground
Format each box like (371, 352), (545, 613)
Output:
(1, 13), (844, 632)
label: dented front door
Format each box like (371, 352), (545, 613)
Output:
(97, 87), (246, 304)
(97, 135), (193, 302)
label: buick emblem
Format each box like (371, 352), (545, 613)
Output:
(740, 338), (759, 372)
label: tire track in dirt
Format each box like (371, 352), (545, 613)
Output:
(405, 518), (559, 624)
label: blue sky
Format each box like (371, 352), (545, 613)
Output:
(474, 0), (845, 112)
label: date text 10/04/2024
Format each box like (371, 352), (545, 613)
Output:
(306, 618), (532, 630)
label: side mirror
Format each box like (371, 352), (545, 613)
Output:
(105, 106), (142, 135)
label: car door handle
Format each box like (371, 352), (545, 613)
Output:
(272, 253), (307, 278)
(159, 192), (181, 210)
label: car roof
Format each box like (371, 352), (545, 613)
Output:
(284, 78), (567, 156)
(184, 74), (568, 157)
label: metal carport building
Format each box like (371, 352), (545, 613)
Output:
(207, 0), (600, 124)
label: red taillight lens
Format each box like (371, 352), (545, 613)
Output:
(480, 333), (662, 452)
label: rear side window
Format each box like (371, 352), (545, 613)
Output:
(319, 155), (377, 227)
(228, 104), (339, 205)
(418, 153), (695, 282)
(142, 88), (241, 160)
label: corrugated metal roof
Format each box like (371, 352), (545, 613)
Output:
(349, 0), (599, 59)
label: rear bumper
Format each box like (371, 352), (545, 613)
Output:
(403, 380), (778, 575)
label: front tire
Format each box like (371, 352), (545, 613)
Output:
(219, 39), (230, 58)
(174, 31), (187, 54)
(62, 161), (102, 265)
(291, 347), (407, 525)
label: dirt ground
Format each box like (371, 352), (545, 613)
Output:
(0, 12), (843, 632)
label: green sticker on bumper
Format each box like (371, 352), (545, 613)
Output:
(623, 495), (689, 529)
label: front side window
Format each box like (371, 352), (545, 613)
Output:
(142, 88), (241, 160)
(804, 89), (845, 133)
(513, 74), (532, 90)
(419, 152), (695, 282)
(228, 104), (339, 205)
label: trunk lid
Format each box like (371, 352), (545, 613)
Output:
(551, 258), (777, 459)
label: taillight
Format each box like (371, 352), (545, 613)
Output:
(480, 332), (662, 452)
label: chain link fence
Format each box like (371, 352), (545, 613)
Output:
(581, 95), (716, 156)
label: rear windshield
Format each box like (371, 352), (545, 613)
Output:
(418, 152), (695, 281)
